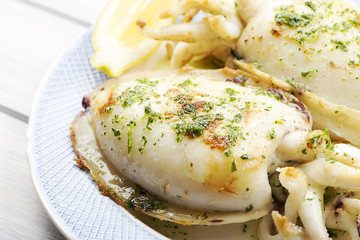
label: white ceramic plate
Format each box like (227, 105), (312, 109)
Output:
(27, 0), (360, 238)
(27, 29), (258, 240)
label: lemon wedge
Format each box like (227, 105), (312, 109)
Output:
(91, 0), (176, 77)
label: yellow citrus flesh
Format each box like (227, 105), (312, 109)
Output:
(91, 0), (176, 77)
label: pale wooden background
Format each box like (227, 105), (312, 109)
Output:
(0, 0), (108, 239)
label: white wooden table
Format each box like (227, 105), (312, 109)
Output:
(0, 0), (108, 239)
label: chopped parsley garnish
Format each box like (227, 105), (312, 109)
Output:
(252, 61), (264, 71)
(331, 39), (348, 52)
(224, 124), (240, 144)
(127, 199), (135, 210)
(305, 1), (316, 12)
(225, 88), (237, 96)
(232, 113), (242, 123)
(178, 79), (193, 88)
(104, 106), (113, 113)
(111, 114), (120, 124)
(215, 113), (224, 120)
(142, 135), (147, 146)
(146, 116), (155, 130)
(224, 149), (232, 157)
(245, 204), (254, 212)
(184, 103), (197, 115)
(231, 160), (237, 172)
(144, 105), (153, 115)
(326, 158), (337, 164)
(174, 114), (213, 138)
(127, 121), (136, 154)
(128, 196), (167, 211)
(136, 77), (158, 87)
(144, 105), (161, 130)
(204, 102), (214, 112)
(275, 12), (313, 27)
(323, 127), (333, 150)
(200, 212), (208, 220)
(241, 154), (255, 160)
(267, 129), (276, 139)
(307, 134), (322, 148)
(111, 128), (121, 139)
(301, 71), (311, 77)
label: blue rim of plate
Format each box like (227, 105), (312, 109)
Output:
(27, 29), (167, 240)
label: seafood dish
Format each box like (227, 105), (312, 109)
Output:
(71, 0), (360, 239)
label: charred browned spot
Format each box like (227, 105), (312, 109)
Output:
(136, 18), (147, 28)
(193, 101), (206, 109)
(328, 61), (336, 68)
(70, 126), (90, 172)
(191, 89), (208, 97)
(273, 214), (289, 235)
(203, 119), (229, 150)
(354, 14), (360, 29)
(98, 87), (117, 115)
(303, 48), (314, 55)
(167, 88), (181, 96)
(74, 158), (86, 169)
(258, 35), (264, 41)
(210, 219), (223, 223)
(284, 167), (300, 178)
(271, 27), (281, 36)
(206, 119), (221, 131)
(164, 111), (174, 119)
(180, 100), (206, 114)
(242, 109), (261, 122)
(244, 39), (248, 44)
(307, 136), (322, 149)
(203, 134), (229, 151)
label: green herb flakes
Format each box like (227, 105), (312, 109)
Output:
(245, 204), (254, 212)
(111, 128), (121, 139)
(231, 160), (237, 172)
(241, 154), (255, 160)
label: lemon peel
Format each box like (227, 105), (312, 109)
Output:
(91, 0), (176, 77)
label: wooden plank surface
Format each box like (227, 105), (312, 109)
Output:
(0, 0), (88, 116)
(0, 112), (65, 240)
(0, 0), (109, 239)
(26, 0), (107, 24)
